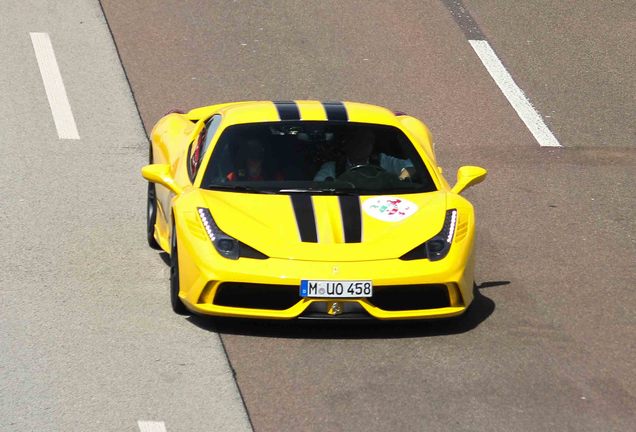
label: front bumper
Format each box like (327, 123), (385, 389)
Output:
(176, 243), (475, 320)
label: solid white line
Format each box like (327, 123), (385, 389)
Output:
(30, 32), (80, 140)
(468, 40), (561, 147)
(138, 420), (167, 432)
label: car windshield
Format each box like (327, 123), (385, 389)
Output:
(200, 121), (437, 194)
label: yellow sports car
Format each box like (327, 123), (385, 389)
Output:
(142, 101), (486, 320)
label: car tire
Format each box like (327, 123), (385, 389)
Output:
(147, 182), (161, 249)
(170, 224), (188, 315)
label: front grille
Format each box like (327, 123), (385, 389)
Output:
(369, 284), (450, 311)
(214, 282), (301, 310)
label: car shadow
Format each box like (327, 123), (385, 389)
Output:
(186, 281), (509, 339)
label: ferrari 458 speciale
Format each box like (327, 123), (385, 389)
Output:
(142, 100), (486, 320)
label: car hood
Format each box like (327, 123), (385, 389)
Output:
(199, 190), (448, 261)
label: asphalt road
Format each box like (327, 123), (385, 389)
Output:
(2, 1), (634, 431)
(0, 1), (250, 431)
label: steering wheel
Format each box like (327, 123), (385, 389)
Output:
(335, 164), (388, 188)
(346, 164), (386, 175)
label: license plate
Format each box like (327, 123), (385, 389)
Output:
(300, 280), (373, 298)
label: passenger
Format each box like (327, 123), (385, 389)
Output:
(226, 139), (283, 181)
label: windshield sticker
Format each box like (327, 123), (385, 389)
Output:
(362, 196), (418, 222)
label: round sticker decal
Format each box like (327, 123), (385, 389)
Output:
(362, 196), (418, 222)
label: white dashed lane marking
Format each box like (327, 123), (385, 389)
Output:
(138, 420), (167, 432)
(442, 0), (562, 147)
(469, 40), (561, 147)
(30, 32), (80, 140)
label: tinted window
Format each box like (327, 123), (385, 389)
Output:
(189, 115), (222, 181)
(201, 121), (436, 194)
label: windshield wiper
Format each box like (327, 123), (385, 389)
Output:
(277, 188), (357, 195)
(206, 184), (276, 194)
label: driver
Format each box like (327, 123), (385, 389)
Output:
(313, 129), (414, 181)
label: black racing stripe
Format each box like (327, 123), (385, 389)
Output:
(338, 196), (362, 243)
(290, 195), (318, 243)
(322, 102), (348, 121)
(274, 101), (301, 121)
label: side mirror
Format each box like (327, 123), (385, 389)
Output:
(451, 166), (487, 194)
(141, 164), (183, 195)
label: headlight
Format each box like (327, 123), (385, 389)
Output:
(197, 207), (239, 260)
(399, 209), (457, 261)
(426, 209), (457, 261)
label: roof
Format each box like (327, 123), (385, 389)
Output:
(188, 100), (401, 127)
